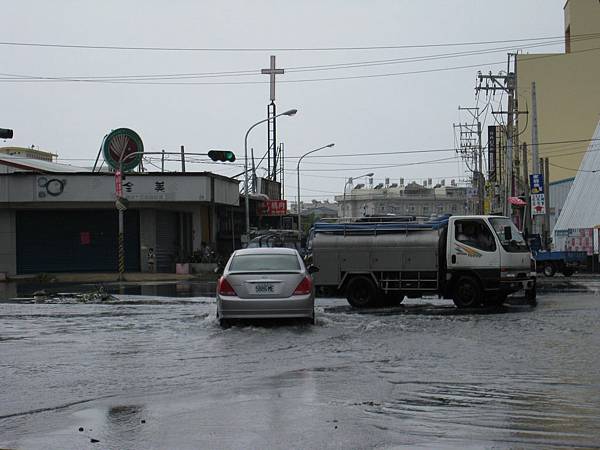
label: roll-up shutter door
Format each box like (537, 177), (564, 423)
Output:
(16, 210), (140, 273)
(155, 211), (178, 273)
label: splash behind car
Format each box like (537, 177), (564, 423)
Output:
(216, 247), (318, 326)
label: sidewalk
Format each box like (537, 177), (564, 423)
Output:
(4, 272), (212, 284)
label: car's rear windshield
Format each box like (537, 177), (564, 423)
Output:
(229, 254), (301, 272)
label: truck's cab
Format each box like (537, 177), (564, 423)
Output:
(446, 215), (536, 306)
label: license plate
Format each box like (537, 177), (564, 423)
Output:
(254, 283), (275, 294)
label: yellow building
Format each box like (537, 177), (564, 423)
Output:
(517, 0), (600, 182)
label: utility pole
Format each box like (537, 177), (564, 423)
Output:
(454, 106), (483, 214)
(522, 143), (530, 234)
(544, 157), (551, 249)
(531, 81), (541, 235)
(180, 145), (186, 173)
(279, 142), (285, 199)
(476, 54), (527, 217)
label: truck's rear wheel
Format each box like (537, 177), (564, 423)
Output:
(346, 276), (377, 308)
(452, 275), (482, 308)
(543, 262), (556, 277)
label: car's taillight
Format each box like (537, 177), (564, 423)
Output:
(293, 276), (312, 295)
(217, 277), (237, 296)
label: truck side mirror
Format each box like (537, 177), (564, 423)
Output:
(504, 226), (512, 241)
(307, 265), (320, 275)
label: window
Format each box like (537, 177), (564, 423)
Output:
(489, 217), (529, 253)
(229, 254), (301, 272)
(455, 219), (496, 252)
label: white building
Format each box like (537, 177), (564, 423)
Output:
(335, 181), (469, 219)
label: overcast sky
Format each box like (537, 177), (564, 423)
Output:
(2, 0), (566, 201)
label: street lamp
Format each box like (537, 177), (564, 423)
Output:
(342, 172), (374, 220)
(244, 109), (297, 238)
(296, 143), (335, 236)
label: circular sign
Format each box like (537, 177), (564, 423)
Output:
(101, 128), (144, 171)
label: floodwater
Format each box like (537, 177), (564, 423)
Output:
(1, 290), (600, 449)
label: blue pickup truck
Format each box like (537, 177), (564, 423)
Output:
(533, 250), (587, 277)
(528, 234), (587, 277)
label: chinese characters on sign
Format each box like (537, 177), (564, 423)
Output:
(258, 200), (287, 216)
(114, 170), (123, 197)
(529, 173), (546, 216)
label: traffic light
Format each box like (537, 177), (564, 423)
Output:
(208, 150), (236, 162)
(0, 128), (13, 139)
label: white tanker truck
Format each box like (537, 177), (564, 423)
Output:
(307, 215), (536, 308)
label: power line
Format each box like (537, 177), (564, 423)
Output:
(1, 35), (589, 82)
(548, 162), (598, 173)
(0, 34), (586, 53)
(2, 44), (599, 87)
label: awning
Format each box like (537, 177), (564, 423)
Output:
(509, 196), (527, 206)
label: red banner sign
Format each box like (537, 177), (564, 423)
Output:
(258, 200), (287, 216)
(115, 170), (123, 197)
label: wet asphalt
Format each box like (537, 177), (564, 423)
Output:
(1, 279), (600, 449)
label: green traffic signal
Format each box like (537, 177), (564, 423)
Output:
(208, 150), (236, 162)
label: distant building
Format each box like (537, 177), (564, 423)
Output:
(335, 181), (468, 219)
(290, 199), (338, 218)
(0, 146), (57, 162)
(517, 0), (600, 183)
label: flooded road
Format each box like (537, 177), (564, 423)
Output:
(1, 291), (600, 449)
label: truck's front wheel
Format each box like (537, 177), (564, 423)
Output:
(346, 276), (377, 308)
(452, 275), (482, 308)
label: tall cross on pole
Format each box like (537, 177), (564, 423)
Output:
(261, 55), (284, 102)
(261, 55), (284, 184)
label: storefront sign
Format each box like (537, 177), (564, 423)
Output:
(259, 200), (287, 216)
(530, 173), (545, 216)
(531, 193), (546, 215)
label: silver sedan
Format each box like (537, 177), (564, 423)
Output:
(216, 248), (318, 326)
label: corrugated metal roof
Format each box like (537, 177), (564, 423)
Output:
(554, 119), (600, 231)
(0, 154), (90, 173)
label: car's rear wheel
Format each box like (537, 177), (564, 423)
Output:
(452, 275), (482, 308)
(346, 276), (377, 308)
